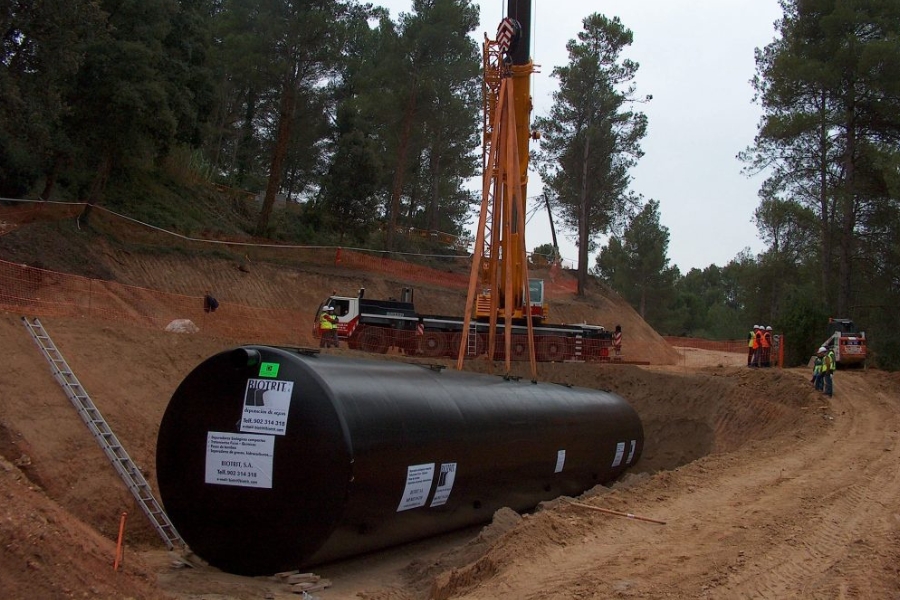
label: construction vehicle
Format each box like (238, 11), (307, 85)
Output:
(470, 19), (544, 324)
(314, 2), (618, 366)
(313, 287), (616, 362)
(460, 0), (548, 375)
(821, 318), (867, 368)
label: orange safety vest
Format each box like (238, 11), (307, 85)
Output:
(752, 330), (761, 349)
(761, 331), (771, 348)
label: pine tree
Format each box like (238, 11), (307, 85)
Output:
(534, 13), (648, 295)
(595, 200), (676, 326)
(744, 0), (900, 315)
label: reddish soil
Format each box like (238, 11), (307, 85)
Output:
(1, 227), (899, 599)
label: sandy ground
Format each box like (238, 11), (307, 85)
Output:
(2, 311), (899, 599)
(1, 216), (897, 599)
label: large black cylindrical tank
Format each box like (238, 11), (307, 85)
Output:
(156, 346), (643, 576)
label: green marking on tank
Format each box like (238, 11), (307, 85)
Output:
(259, 362), (280, 378)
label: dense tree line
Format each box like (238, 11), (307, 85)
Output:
(1, 0), (481, 247)
(4, 1), (899, 366)
(589, 0), (900, 368)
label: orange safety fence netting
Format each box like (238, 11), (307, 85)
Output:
(1, 198), (582, 297)
(663, 337), (749, 353)
(663, 335), (785, 368)
(335, 249), (470, 289)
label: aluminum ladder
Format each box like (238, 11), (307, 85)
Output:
(21, 317), (185, 551)
(466, 320), (479, 356)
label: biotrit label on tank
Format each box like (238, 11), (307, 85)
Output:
(205, 431), (275, 489)
(429, 462), (457, 507)
(240, 378), (294, 435)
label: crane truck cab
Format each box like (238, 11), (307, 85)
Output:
(475, 278), (548, 324)
(313, 288), (419, 353)
(528, 278), (549, 322)
(822, 317), (866, 368)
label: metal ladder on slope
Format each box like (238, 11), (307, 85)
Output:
(21, 317), (185, 551)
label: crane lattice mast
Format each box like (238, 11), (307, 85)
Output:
(457, 4), (538, 379)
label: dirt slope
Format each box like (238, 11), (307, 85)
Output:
(1, 224), (899, 599)
(90, 249), (680, 365)
(3, 311), (899, 599)
(0, 217), (681, 365)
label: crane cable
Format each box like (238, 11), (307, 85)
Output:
(524, 195), (543, 224)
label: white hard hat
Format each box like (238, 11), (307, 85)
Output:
(818, 346), (827, 353)
(325, 306), (334, 311)
(753, 324), (760, 329)
(766, 326), (772, 331)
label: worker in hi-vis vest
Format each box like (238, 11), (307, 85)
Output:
(750, 325), (763, 367)
(812, 347), (825, 391)
(764, 326), (774, 367)
(823, 346), (836, 397)
(748, 325), (758, 366)
(760, 325), (771, 367)
(319, 306), (339, 348)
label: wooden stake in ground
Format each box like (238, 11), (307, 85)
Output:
(114, 512), (127, 570)
(567, 501), (666, 525)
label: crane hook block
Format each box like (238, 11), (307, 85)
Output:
(496, 18), (521, 55)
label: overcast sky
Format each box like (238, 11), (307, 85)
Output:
(376, 0), (785, 273)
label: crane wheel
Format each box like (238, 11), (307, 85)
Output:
(421, 332), (448, 358)
(538, 336), (567, 362)
(357, 326), (389, 354)
(511, 335), (529, 361)
(449, 333), (462, 355)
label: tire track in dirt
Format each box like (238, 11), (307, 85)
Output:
(436, 369), (900, 600)
(722, 372), (900, 598)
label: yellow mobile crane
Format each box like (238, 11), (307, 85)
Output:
(315, 1), (617, 368)
(458, 0), (541, 376)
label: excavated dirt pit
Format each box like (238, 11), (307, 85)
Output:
(0, 313), (830, 599)
(3, 215), (899, 598)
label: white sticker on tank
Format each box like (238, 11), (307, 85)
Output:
(205, 431), (275, 489)
(626, 439), (637, 464)
(554, 449), (566, 473)
(397, 463), (435, 512)
(241, 378), (294, 436)
(611, 441), (626, 467)
(430, 463), (457, 507)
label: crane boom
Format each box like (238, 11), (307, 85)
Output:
(458, 0), (540, 376)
